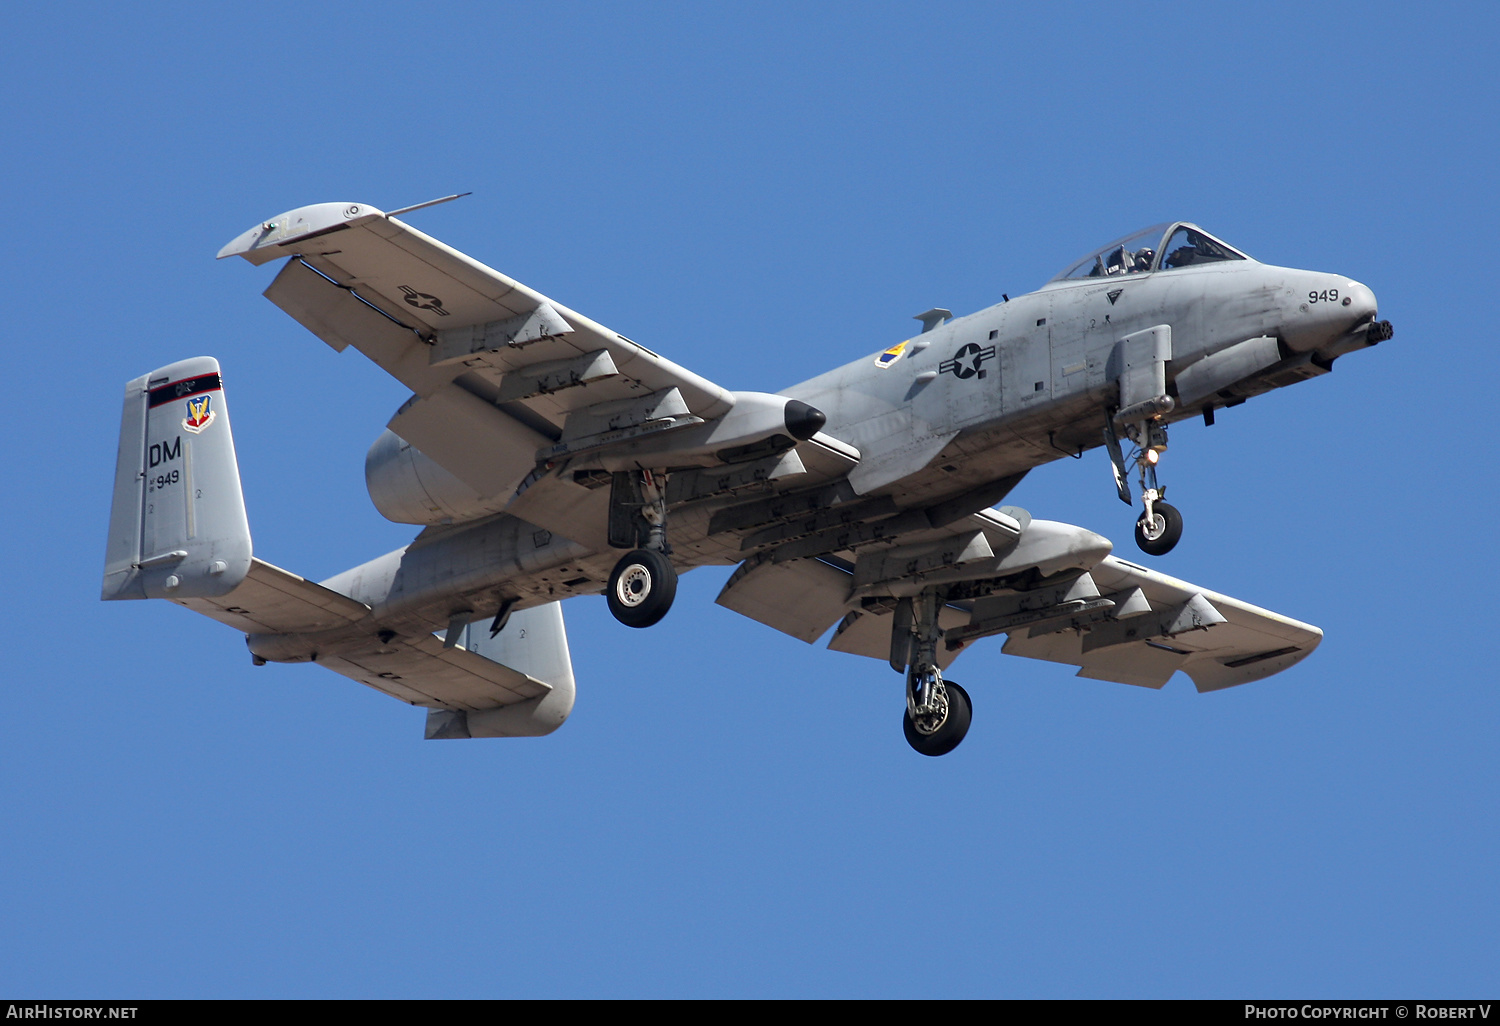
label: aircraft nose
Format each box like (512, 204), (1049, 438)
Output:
(1305, 277), (1392, 362)
(1285, 274), (1384, 353)
(1342, 279), (1378, 327)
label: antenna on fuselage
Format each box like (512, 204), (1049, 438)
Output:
(914, 308), (952, 333)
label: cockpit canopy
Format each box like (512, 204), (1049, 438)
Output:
(1050, 223), (1250, 283)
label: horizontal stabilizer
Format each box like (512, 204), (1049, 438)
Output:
(175, 557), (369, 634)
(238, 602), (569, 719)
(317, 630), (549, 712)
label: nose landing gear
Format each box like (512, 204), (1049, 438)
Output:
(1105, 412), (1184, 557)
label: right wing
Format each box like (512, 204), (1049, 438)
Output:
(218, 201), (734, 419)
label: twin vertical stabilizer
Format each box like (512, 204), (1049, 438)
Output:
(102, 357), (252, 601)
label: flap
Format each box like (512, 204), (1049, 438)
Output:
(714, 557), (853, 643)
(385, 384), (550, 499)
(827, 604), (970, 670)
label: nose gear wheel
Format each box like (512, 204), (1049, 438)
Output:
(1135, 500), (1183, 556)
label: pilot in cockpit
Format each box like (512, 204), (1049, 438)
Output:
(1105, 246), (1155, 276)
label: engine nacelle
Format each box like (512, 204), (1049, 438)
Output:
(365, 428), (511, 525)
(566, 391), (827, 472)
(367, 391), (827, 523)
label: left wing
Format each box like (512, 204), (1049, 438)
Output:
(219, 202), (742, 541)
(220, 201), (856, 545)
(218, 201), (734, 420)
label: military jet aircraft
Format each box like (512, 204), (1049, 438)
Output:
(102, 200), (1390, 755)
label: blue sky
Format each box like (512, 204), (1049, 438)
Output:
(3, 1), (1497, 997)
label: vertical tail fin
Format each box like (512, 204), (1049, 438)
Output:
(423, 602), (577, 738)
(102, 357), (252, 601)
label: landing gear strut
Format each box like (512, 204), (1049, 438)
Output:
(1129, 419), (1183, 556)
(895, 590), (973, 756)
(606, 469), (679, 628)
(1106, 412), (1184, 557)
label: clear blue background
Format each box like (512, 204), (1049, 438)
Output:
(2, 1), (1495, 998)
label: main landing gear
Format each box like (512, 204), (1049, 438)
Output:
(606, 469), (679, 628)
(607, 548), (677, 628)
(905, 674), (973, 757)
(1106, 411), (1184, 557)
(894, 590), (973, 756)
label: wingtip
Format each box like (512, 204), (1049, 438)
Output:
(216, 202), (384, 264)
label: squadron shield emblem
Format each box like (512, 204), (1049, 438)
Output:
(183, 394), (216, 434)
(874, 340), (909, 368)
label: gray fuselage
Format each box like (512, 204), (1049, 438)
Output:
(315, 232), (1380, 651)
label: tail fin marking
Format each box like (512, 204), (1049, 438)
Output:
(102, 357), (252, 601)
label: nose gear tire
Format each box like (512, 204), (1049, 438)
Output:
(903, 681), (972, 757)
(607, 549), (678, 628)
(1134, 501), (1183, 556)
